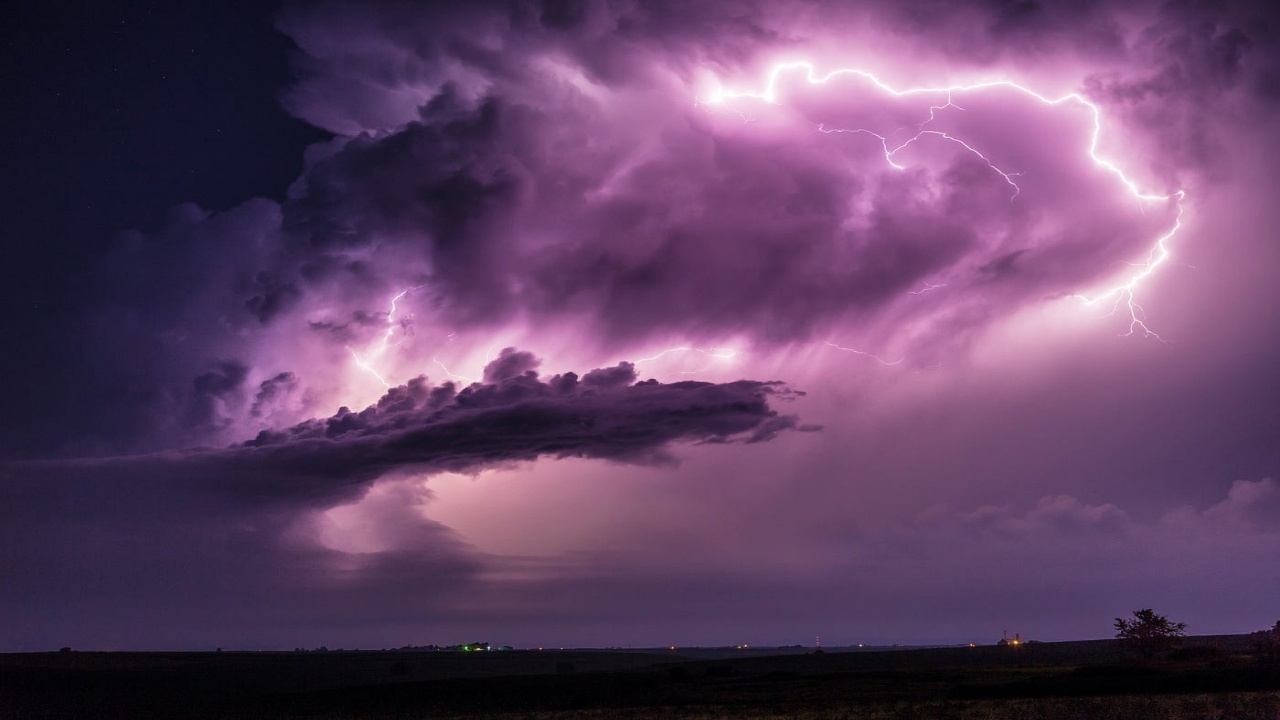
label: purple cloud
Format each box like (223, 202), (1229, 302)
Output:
(46, 0), (1274, 454)
(0, 351), (811, 649)
(4, 0), (1280, 652)
(12, 351), (809, 511)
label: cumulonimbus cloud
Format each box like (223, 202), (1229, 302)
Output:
(264, 0), (1209, 368)
(50, 0), (1272, 455)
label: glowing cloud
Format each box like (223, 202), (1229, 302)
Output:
(702, 61), (1186, 339)
(348, 286), (421, 388)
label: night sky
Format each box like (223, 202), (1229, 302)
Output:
(2, 0), (1279, 652)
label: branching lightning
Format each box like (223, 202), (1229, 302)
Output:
(347, 65), (1180, 394)
(1073, 198), (1184, 339)
(703, 61), (1186, 339)
(348, 349), (392, 389)
(816, 123), (1024, 200)
(349, 286), (420, 388)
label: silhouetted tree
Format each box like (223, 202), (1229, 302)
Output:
(1253, 620), (1280, 664)
(1114, 608), (1187, 659)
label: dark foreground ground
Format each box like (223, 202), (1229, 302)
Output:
(3, 636), (1279, 719)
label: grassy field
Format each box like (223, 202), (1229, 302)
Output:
(2, 636), (1278, 719)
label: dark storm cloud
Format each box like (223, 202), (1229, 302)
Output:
(277, 27), (952, 341)
(231, 351), (810, 498)
(31, 0), (1276, 459)
(256, 0), (1277, 358)
(1082, 1), (1280, 180)
(186, 361), (250, 431)
(275, 68), (1153, 353)
(10, 351), (809, 514)
(308, 311), (389, 343)
(6, 0), (1280, 653)
(273, 76), (969, 341)
(245, 270), (302, 324)
(276, 0), (778, 135)
(875, 0), (1130, 62)
(250, 371), (300, 419)
(44, 200), (289, 454)
(283, 89), (531, 326)
(0, 351), (809, 649)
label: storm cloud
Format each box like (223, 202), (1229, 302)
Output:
(0, 351), (809, 649)
(7, 351), (808, 512)
(33, 0), (1271, 455)
(3, 0), (1279, 651)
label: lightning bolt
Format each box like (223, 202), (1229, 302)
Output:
(823, 340), (903, 366)
(349, 286), (420, 388)
(1073, 198), (1184, 339)
(908, 281), (947, 296)
(817, 123), (1024, 200)
(632, 346), (738, 374)
(431, 356), (480, 384)
(429, 345), (509, 385)
(703, 62), (1186, 339)
(348, 348), (391, 389)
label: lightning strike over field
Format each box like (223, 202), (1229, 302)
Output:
(703, 61), (1187, 337)
(10, 0), (1279, 664)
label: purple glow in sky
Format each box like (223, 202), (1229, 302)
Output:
(2, 0), (1278, 651)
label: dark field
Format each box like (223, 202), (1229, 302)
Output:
(3, 636), (1279, 719)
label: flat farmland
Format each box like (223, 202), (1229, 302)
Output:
(2, 637), (1278, 719)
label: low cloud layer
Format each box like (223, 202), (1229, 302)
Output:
(7, 350), (809, 512)
(0, 351), (810, 649)
(231, 348), (811, 498)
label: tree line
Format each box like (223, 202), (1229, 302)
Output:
(1114, 608), (1280, 661)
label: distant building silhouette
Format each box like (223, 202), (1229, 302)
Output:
(996, 631), (1023, 647)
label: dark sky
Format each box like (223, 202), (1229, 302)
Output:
(0, 1), (329, 456)
(2, 0), (1278, 652)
